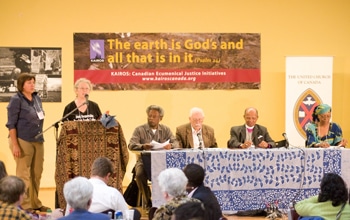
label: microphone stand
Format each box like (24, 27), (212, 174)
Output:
(285, 139), (289, 148)
(37, 99), (87, 210)
(35, 101), (88, 141)
(282, 133), (290, 148)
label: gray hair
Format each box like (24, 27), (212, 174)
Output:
(244, 107), (258, 116)
(74, 78), (92, 90)
(189, 107), (205, 117)
(146, 105), (164, 118)
(157, 168), (188, 197)
(63, 176), (93, 210)
(0, 176), (25, 204)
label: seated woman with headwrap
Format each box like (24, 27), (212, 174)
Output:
(306, 104), (347, 148)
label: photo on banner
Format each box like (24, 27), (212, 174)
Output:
(285, 56), (333, 147)
(0, 47), (62, 102)
(74, 33), (261, 90)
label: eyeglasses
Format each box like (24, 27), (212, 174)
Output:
(77, 87), (90, 91)
(191, 118), (204, 122)
(319, 114), (331, 119)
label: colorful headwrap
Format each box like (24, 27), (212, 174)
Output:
(312, 104), (332, 122)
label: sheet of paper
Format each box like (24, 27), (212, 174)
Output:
(151, 139), (170, 150)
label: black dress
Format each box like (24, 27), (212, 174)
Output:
(62, 100), (102, 121)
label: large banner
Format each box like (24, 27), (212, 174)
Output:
(74, 33), (261, 90)
(285, 56), (333, 147)
(0, 47), (62, 102)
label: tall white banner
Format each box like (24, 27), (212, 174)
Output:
(286, 56), (333, 147)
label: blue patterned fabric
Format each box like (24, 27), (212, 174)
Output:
(306, 122), (343, 147)
(299, 217), (324, 220)
(150, 148), (349, 213)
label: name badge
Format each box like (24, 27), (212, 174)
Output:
(37, 110), (45, 120)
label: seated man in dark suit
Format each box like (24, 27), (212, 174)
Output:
(228, 107), (275, 149)
(176, 107), (217, 149)
(183, 163), (223, 220)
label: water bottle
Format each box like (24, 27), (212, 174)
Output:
(115, 210), (123, 219)
(46, 209), (52, 220)
(107, 211), (113, 219)
(287, 202), (295, 220)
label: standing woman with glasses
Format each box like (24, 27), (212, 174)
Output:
(62, 78), (102, 121)
(306, 104), (347, 148)
(6, 73), (50, 212)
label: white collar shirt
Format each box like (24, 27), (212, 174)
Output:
(65, 177), (129, 216)
(191, 127), (204, 149)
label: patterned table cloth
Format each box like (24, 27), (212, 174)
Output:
(149, 148), (350, 213)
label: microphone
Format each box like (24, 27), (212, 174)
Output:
(197, 132), (206, 169)
(85, 94), (89, 105)
(197, 133), (203, 149)
(282, 132), (290, 148)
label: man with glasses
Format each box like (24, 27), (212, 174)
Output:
(128, 105), (179, 211)
(227, 107), (275, 149)
(176, 107), (217, 149)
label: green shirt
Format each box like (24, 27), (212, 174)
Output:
(295, 195), (350, 220)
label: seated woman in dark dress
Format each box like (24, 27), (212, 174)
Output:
(62, 78), (101, 121)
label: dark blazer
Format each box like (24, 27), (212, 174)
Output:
(192, 184), (223, 220)
(176, 123), (217, 148)
(59, 209), (109, 220)
(227, 124), (275, 148)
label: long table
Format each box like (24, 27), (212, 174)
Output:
(147, 148), (350, 213)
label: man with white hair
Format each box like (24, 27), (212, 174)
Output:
(59, 177), (109, 220)
(176, 107), (217, 149)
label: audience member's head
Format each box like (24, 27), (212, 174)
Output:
(0, 160), (8, 180)
(0, 175), (26, 205)
(171, 201), (208, 220)
(318, 173), (348, 206)
(91, 157), (114, 179)
(183, 163), (205, 193)
(158, 168), (188, 199)
(63, 176), (93, 210)
(189, 107), (205, 131)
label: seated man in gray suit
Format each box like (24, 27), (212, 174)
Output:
(176, 107), (217, 149)
(228, 107), (275, 149)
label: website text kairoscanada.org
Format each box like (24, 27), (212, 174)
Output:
(129, 70), (226, 82)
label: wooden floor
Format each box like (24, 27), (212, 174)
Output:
(39, 188), (277, 220)
(136, 206), (269, 220)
